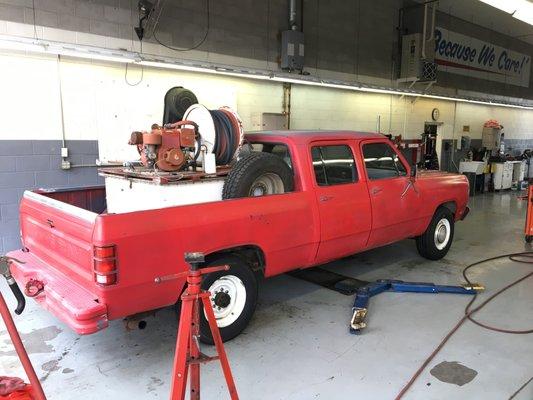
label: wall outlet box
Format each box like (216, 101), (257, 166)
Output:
(61, 147), (68, 157)
(61, 160), (71, 170)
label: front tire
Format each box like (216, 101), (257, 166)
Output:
(416, 207), (455, 260)
(199, 255), (258, 344)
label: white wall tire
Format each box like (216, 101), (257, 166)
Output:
(434, 218), (451, 250)
(199, 255), (258, 344)
(416, 207), (455, 260)
(206, 275), (247, 328)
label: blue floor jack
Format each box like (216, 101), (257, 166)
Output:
(349, 279), (484, 334)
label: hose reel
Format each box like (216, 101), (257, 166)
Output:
(129, 102), (243, 172)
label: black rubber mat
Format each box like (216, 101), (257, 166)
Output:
(287, 268), (368, 295)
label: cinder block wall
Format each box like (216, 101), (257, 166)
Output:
(0, 140), (101, 253)
(0, 0), (531, 99)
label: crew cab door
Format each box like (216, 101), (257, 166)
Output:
(361, 140), (421, 247)
(310, 141), (372, 264)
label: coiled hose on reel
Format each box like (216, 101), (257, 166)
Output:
(209, 109), (241, 165)
(183, 104), (243, 167)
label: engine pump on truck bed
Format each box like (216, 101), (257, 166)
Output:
(126, 98), (245, 174)
(128, 121), (200, 172)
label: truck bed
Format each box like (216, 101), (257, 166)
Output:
(8, 185), (318, 333)
(37, 186), (107, 214)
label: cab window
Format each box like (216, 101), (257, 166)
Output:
(250, 143), (292, 169)
(311, 145), (357, 186)
(363, 142), (407, 180)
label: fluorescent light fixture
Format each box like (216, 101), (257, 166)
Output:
(140, 60), (271, 80)
(140, 60), (214, 73)
(420, 93), (532, 109)
(513, 2), (533, 24)
(141, 60), (533, 109)
(0, 38), (47, 53)
(359, 86), (414, 96)
(478, 0), (519, 14)
(0, 36), (137, 63)
(55, 49), (137, 63)
(270, 75), (323, 86)
(214, 67), (271, 80)
(478, 0), (533, 25)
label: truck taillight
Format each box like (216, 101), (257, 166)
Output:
(93, 245), (117, 286)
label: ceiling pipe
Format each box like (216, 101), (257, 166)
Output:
(421, 1), (438, 59)
(422, 3), (427, 58)
(429, 3), (436, 41)
(289, 0), (298, 30)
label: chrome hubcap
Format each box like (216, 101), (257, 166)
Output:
(434, 218), (451, 250)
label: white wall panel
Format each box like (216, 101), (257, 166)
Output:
(0, 53), (63, 141)
(56, 58), (284, 162)
(1, 52), (532, 162)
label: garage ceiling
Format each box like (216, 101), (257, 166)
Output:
(416, 0), (533, 45)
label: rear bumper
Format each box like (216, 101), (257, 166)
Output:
(6, 250), (108, 335)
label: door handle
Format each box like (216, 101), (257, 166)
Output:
(319, 195), (334, 202)
(371, 187), (383, 195)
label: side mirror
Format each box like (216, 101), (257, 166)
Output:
(410, 164), (417, 179)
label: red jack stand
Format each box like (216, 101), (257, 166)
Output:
(170, 253), (239, 400)
(0, 256), (47, 400)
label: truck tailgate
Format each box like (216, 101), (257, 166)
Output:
(8, 250), (108, 334)
(19, 191), (97, 287)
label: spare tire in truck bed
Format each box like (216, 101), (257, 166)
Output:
(222, 152), (294, 199)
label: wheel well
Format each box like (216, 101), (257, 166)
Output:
(438, 201), (457, 217)
(205, 245), (266, 278)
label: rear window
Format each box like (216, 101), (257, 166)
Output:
(311, 145), (357, 186)
(250, 143), (292, 169)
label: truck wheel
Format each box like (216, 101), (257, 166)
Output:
(526, 235), (533, 243)
(222, 152), (293, 199)
(200, 255), (258, 344)
(416, 207), (455, 260)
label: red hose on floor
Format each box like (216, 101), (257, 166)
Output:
(395, 252), (533, 399)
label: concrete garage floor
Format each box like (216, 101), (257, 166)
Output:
(1, 192), (532, 400)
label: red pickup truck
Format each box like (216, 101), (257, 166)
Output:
(7, 131), (469, 343)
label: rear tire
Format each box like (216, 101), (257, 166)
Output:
(416, 207), (455, 260)
(222, 152), (293, 199)
(526, 235), (533, 243)
(199, 255), (258, 344)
